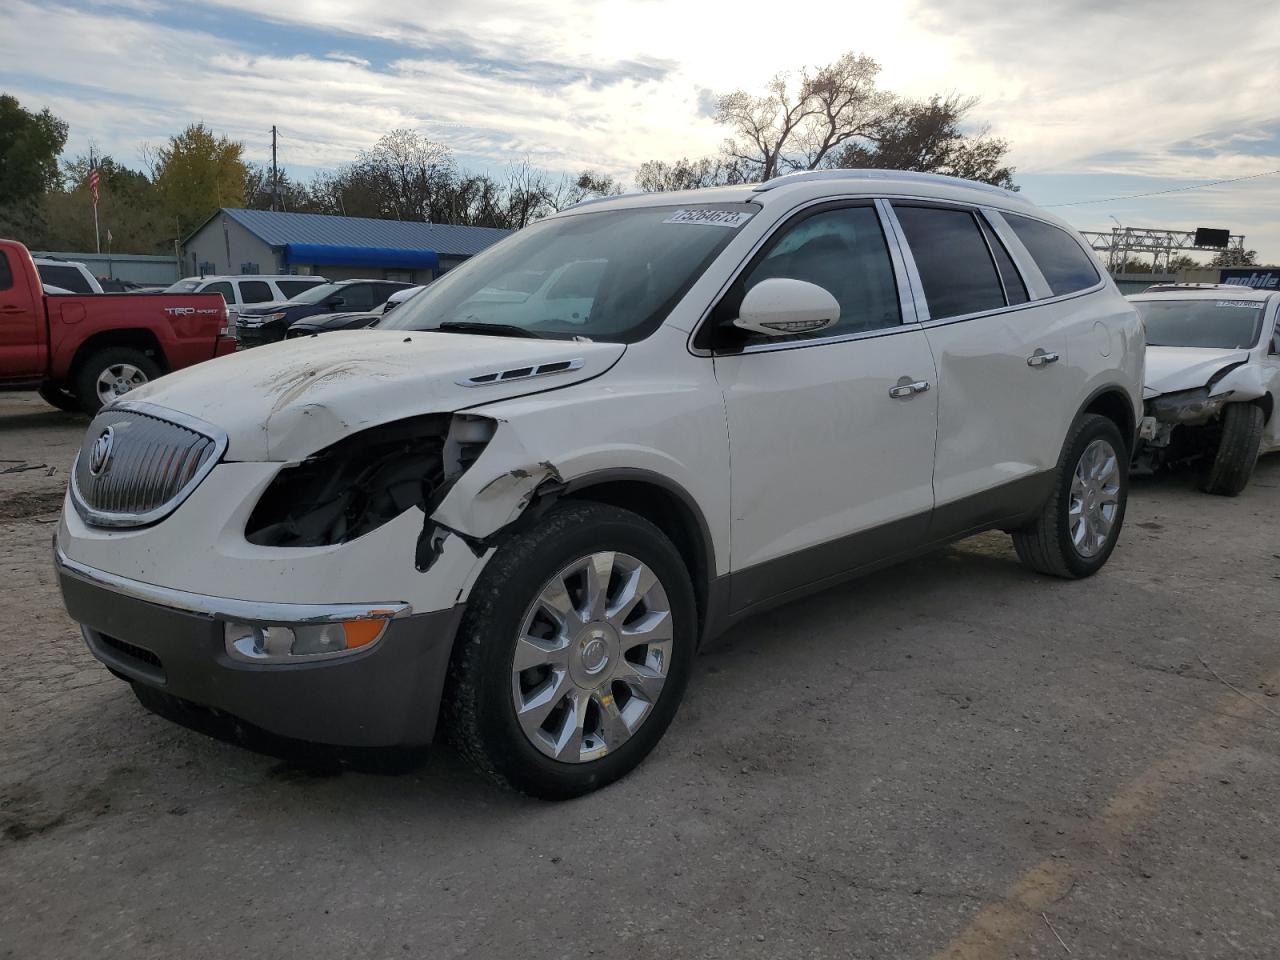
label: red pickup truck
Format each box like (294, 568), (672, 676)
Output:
(0, 239), (236, 414)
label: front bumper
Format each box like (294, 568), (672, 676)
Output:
(56, 547), (463, 748)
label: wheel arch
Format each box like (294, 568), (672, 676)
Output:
(69, 329), (170, 380)
(1077, 384), (1137, 454)
(559, 469), (717, 640)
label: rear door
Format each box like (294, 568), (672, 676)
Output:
(884, 202), (1076, 535)
(708, 201), (939, 611)
(0, 247), (44, 379)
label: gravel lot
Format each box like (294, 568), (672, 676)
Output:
(2, 391), (1278, 960)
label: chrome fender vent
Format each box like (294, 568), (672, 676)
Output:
(457, 358), (584, 387)
(71, 402), (227, 529)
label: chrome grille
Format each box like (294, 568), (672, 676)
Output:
(71, 402), (227, 528)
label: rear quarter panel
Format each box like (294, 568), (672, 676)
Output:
(47, 293), (227, 378)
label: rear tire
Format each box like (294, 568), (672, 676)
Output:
(1199, 403), (1264, 497)
(74, 347), (161, 414)
(37, 383), (81, 413)
(442, 501), (696, 799)
(1013, 414), (1129, 579)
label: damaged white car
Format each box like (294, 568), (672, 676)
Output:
(56, 171), (1142, 798)
(1132, 285), (1280, 495)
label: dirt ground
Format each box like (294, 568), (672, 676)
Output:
(2, 390), (1278, 960)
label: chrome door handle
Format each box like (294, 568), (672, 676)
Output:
(888, 379), (931, 399)
(1027, 350), (1060, 367)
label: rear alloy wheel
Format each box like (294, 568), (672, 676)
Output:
(75, 347), (161, 414)
(1200, 403), (1265, 496)
(444, 502), (696, 799)
(1013, 413), (1129, 578)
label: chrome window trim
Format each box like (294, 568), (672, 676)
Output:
(687, 196), (918, 357)
(70, 400), (229, 529)
(54, 543), (412, 625)
(874, 198), (921, 324)
(981, 208), (1054, 300)
(876, 201), (930, 322)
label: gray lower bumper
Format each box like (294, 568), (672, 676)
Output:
(56, 557), (463, 748)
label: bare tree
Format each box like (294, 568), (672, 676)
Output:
(633, 156), (751, 192)
(715, 53), (895, 180)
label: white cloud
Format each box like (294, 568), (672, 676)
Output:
(3, 0), (1279, 259)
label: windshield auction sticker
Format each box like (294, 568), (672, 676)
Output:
(663, 209), (755, 228)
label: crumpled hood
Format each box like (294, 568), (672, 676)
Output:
(124, 330), (624, 461)
(1144, 346), (1250, 395)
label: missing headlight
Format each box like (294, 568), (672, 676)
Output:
(245, 414), (495, 547)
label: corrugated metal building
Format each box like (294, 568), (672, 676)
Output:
(181, 209), (511, 284)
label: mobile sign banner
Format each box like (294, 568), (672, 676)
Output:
(1220, 268), (1280, 290)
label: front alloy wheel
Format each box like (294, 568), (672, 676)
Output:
(513, 552), (673, 763)
(444, 502), (696, 799)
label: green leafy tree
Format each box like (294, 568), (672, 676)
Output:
(147, 123), (248, 240)
(0, 94), (68, 204)
(1209, 248), (1258, 267)
(44, 154), (164, 252)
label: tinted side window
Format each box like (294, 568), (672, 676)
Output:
(1003, 213), (1100, 296)
(239, 280), (273, 303)
(277, 280), (319, 299)
(338, 285), (375, 311)
(203, 281), (234, 304)
(978, 217), (1029, 305)
(38, 265), (93, 293)
(734, 205), (901, 341)
(894, 205), (1005, 320)
(0, 252), (12, 291)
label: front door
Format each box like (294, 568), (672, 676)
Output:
(0, 247), (43, 382)
(708, 202), (938, 612)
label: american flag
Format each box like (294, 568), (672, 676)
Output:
(88, 167), (100, 204)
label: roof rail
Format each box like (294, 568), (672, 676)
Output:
(751, 168), (1019, 198)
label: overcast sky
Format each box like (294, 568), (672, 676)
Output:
(4, 0), (1279, 262)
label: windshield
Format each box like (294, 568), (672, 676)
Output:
(1135, 299), (1265, 349)
(289, 282), (343, 304)
(381, 202), (759, 342)
(165, 280), (202, 294)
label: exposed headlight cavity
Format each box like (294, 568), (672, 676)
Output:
(245, 414), (496, 547)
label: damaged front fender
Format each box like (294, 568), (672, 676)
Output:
(417, 421), (565, 571)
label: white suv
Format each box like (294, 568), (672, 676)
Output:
(1130, 285), (1279, 494)
(55, 171), (1143, 798)
(164, 275), (328, 318)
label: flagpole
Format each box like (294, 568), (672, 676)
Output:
(93, 201), (101, 254)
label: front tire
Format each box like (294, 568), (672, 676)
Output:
(75, 347), (161, 414)
(1199, 403), (1264, 497)
(1013, 413), (1129, 579)
(442, 502), (696, 799)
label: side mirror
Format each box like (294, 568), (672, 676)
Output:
(732, 278), (840, 337)
(328, 297), (346, 309)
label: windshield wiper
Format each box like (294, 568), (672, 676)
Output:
(435, 321), (541, 339)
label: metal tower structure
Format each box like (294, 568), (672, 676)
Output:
(1078, 226), (1247, 273)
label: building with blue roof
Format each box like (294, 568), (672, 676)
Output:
(181, 208), (512, 284)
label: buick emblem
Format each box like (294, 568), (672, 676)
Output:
(88, 426), (115, 477)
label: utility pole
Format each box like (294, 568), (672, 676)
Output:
(271, 125), (280, 212)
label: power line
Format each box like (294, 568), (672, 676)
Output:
(1044, 168), (1280, 208)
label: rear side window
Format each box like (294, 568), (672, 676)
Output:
(277, 280), (319, 299)
(239, 280), (273, 303)
(38, 264), (93, 294)
(1003, 213), (1100, 296)
(338, 285), (376, 311)
(0, 252), (12, 291)
(894, 205), (1005, 320)
(203, 281), (234, 304)
(978, 217), (1028, 305)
